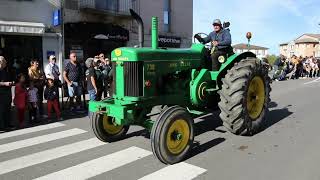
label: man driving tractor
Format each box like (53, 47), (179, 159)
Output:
(194, 19), (232, 71)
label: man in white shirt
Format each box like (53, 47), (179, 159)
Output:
(45, 55), (61, 85)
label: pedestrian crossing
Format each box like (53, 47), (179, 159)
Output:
(0, 122), (65, 140)
(0, 128), (86, 154)
(0, 122), (207, 180)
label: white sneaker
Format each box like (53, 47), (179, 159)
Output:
(57, 117), (64, 121)
(41, 115), (48, 118)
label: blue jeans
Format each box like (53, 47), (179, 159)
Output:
(68, 82), (82, 97)
(88, 89), (97, 101)
(88, 89), (97, 117)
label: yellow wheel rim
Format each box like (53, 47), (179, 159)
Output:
(102, 115), (123, 135)
(166, 119), (190, 155)
(247, 76), (265, 120)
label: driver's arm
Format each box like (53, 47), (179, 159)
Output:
(202, 32), (212, 44)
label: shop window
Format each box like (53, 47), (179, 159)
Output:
(0, 35), (42, 79)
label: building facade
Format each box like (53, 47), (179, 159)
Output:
(233, 43), (269, 59)
(0, 0), (193, 75)
(279, 34), (320, 58)
(0, 0), (63, 76)
(63, 0), (193, 60)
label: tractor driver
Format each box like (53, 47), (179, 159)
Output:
(194, 19), (232, 71)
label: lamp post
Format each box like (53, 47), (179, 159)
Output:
(61, 0), (65, 66)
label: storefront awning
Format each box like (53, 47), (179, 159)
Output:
(0, 20), (45, 35)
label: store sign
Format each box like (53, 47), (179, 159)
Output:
(47, 51), (55, 58)
(105, 34), (129, 41)
(158, 35), (181, 48)
(64, 23), (130, 42)
(94, 34), (128, 41)
(53, 9), (61, 26)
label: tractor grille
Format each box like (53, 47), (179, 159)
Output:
(124, 62), (143, 96)
(111, 62), (116, 95)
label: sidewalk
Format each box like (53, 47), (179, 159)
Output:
(8, 95), (90, 129)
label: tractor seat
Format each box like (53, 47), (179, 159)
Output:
(225, 46), (235, 58)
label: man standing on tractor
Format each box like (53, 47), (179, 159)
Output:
(194, 19), (232, 71)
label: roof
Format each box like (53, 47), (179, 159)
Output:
(304, 34), (320, 39)
(279, 42), (289, 46)
(294, 38), (319, 44)
(279, 33), (320, 46)
(232, 43), (268, 50)
(293, 33), (320, 44)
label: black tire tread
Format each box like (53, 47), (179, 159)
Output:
(91, 113), (129, 142)
(218, 58), (271, 135)
(150, 106), (194, 164)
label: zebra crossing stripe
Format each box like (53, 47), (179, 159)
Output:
(0, 128), (86, 154)
(0, 138), (105, 175)
(0, 123), (65, 140)
(138, 162), (207, 180)
(34, 146), (152, 180)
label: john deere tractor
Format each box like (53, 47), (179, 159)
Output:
(89, 9), (271, 164)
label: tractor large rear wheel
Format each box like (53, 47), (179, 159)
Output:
(91, 113), (129, 142)
(151, 106), (194, 164)
(218, 58), (271, 135)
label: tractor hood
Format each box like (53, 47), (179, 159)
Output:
(111, 44), (206, 62)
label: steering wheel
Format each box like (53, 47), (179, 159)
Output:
(193, 33), (209, 43)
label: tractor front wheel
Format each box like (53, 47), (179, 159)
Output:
(218, 58), (271, 135)
(91, 113), (129, 142)
(151, 106), (194, 164)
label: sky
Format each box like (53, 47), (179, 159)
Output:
(193, 0), (320, 55)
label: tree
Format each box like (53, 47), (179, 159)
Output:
(266, 54), (277, 65)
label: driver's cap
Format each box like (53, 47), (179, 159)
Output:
(212, 19), (222, 26)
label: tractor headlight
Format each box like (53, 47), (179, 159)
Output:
(218, 56), (225, 63)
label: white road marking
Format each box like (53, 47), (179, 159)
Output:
(34, 146), (152, 180)
(0, 123), (65, 140)
(0, 138), (105, 175)
(138, 162), (207, 180)
(0, 128), (86, 153)
(304, 77), (320, 85)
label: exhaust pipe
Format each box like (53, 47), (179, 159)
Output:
(130, 9), (144, 47)
(151, 16), (158, 49)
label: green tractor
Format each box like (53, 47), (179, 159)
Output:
(89, 10), (271, 164)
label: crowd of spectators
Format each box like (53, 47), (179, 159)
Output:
(85, 53), (113, 102)
(0, 52), (113, 132)
(271, 55), (320, 81)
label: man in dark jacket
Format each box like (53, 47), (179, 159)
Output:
(194, 19), (232, 71)
(0, 56), (15, 131)
(101, 58), (112, 98)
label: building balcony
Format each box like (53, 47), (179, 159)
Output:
(79, 0), (139, 17)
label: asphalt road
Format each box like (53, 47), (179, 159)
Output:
(1, 77), (320, 180)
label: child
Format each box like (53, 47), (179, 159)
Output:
(28, 81), (39, 123)
(14, 74), (27, 128)
(44, 77), (62, 121)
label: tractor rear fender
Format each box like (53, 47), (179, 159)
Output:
(211, 51), (256, 83)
